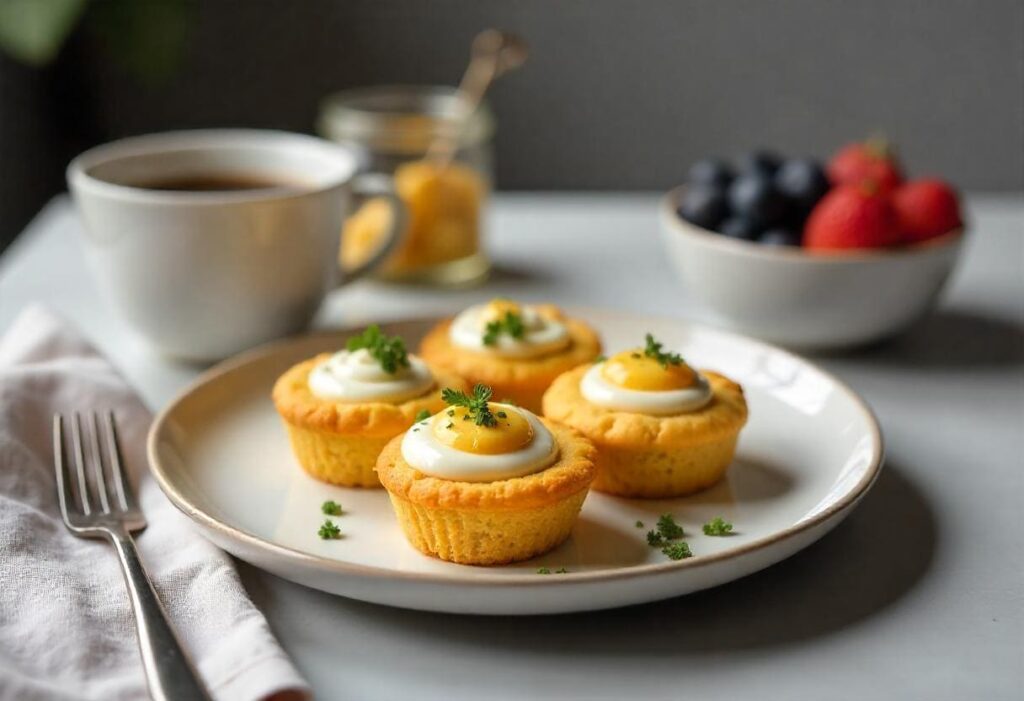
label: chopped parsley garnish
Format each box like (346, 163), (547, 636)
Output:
(346, 324), (410, 374)
(537, 567), (551, 575)
(446, 422), (454, 429)
(495, 411), (507, 419)
(647, 514), (685, 548)
(643, 333), (684, 368)
(703, 517), (734, 536)
(643, 513), (692, 560)
(320, 500), (342, 516)
(661, 542), (692, 560)
(594, 354), (607, 363)
(555, 567), (568, 574)
(442, 384), (498, 427)
(656, 513), (685, 540)
(317, 519), (341, 540)
(482, 310), (526, 346)
(414, 409), (431, 423)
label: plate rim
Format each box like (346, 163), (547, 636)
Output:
(147, 310), (885, 586)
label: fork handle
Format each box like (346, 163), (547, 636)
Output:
(110, 531), (213, 701)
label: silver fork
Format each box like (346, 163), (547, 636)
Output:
(53, 411), (212, 701)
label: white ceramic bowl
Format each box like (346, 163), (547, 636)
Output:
(660, 185), (965, 350)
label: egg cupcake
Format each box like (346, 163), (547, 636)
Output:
(542, 334), (747, 498)
(376, 384), (597, 565)
(273, 325), (464, 487)
(419, 299), (601, 413)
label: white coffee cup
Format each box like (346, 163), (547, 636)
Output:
(67, 129), (402, 361)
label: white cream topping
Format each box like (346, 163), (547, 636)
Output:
(308, 348), (434, 402)
(400, 406), (559, 482)
(580, 362), (713, 416)
(449, 303), (570, 359)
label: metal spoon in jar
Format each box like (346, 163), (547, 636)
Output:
(427, 29), (528, 167)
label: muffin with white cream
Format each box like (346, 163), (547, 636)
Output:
(273, 325), (465, 487)
(419, 299), (601, 413)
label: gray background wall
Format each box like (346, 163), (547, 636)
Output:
(2, 0), (1022, 249)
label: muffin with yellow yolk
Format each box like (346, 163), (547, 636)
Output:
(419, 299), (601, 414)
(273, 325), (466, 487)
(542, 334), (747, 498)
(376, 384), (597, 565)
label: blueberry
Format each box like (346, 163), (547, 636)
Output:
(774, 158), (829, 209)
(718, 217), (759, 241)
(678, 187), (728, 230)
(759, 227), (802, 246)
(688, 159), (734, 190)
(727, 174), (788, 228)
(738, 151), (782, 177)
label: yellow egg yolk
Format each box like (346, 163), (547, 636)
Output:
(601, 350), (697, 391)
(480, 298), (522, 325)
(433, 404), (534, 455)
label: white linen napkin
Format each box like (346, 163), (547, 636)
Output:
(0, 305), (310, 701)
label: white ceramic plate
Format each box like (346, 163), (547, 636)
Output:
(148, 311), (883, 615)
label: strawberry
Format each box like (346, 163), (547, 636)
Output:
(892, 179), (963, 243)
(827, 138), (903, 194)
(804, 183), (901, 250)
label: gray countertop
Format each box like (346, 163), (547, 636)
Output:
(2, 193), (1022, 700)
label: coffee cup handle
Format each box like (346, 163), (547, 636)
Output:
(338, 173), (407, 284)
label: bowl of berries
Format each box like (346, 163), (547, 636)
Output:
(661, 139), (965, 349)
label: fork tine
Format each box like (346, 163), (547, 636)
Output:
(70, 412), (92, 516)
(52, 415), (77, 519)
(102, 411), (135, 512)
(87, 412), (111, 514)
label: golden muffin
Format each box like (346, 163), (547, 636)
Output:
(376, 384), (597, 565)
(542, 334), (747, 498)
(419, 299), (601, 413)
(273, 325), (465, 487)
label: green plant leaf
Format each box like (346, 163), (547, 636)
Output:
(0, 0), (87, 65)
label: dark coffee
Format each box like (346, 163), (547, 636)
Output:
(135, 173), (307, 192)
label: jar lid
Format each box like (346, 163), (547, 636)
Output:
(318, 85), (495, 155)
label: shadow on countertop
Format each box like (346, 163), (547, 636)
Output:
(825, 309), (1024, 370)
(253, 460), (936, 655)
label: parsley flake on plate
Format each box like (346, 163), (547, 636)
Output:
(647, 514), (686, 550)
(317, 519), (341, 540)
(703, 516), (734, 536)
(414, 409), (431, 423)
(656, 513), (685, 540)
(320, 500), (342, 516)
(537, 567), (551, 575)
(661, 542), (692, 560)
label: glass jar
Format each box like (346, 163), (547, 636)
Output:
(318, 85), (494, 285)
